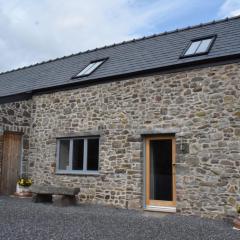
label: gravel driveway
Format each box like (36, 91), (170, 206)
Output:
(0, 196), (239, 240)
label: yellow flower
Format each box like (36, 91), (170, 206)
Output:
(237, 205), (240, 214)
(17, 177), (32, 186)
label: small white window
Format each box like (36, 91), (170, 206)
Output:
(183, 36), (215, 57)
(75, 60), (105, 77)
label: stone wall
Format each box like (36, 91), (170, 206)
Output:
(0, 134), (3, 181)
(0, 100), (32, 183)
(28, 62), (240, 219)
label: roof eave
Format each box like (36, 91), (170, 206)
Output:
(1, 53), (240, 104)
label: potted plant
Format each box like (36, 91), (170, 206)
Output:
(15, 175), (33, 198)
(233, 204), (240, 230)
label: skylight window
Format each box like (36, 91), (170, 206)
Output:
(75, 59), (105, 77)
(182, 36), (216, 57)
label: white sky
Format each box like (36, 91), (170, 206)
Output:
(0, 0), (239, 72)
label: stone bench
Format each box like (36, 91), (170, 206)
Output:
(31, 185), (80, 206)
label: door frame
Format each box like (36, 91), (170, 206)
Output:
(145, 135), (176, 208)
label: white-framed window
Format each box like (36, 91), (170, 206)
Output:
(56, 137), (99, 174)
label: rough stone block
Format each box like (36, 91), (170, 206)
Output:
(31, 185), (80, 195)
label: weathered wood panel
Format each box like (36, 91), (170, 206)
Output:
(0, 132), (22, 195)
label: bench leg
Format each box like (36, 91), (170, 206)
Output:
(32, 193), (53, 203)
(53, 195), (76, 207)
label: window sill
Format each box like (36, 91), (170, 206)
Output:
(55, 171), (100, 176)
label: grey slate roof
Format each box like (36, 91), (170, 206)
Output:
(1, 16), (240, 98)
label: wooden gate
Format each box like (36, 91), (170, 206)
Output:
(0, 132), (22, 195)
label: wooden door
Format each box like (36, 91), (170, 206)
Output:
(1, 132), (22, 195)
(146, 136), (176, 207)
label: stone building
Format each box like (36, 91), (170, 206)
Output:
(0, 16), (239, 219)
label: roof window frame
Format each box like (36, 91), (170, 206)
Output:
(180, 35), (217, 59)
(72, 58), (108, 79)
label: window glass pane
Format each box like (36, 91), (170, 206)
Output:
(73, 139), (84, 170)
(59, 140), (70, 170)
(84, 62), (101, 75)
(84, 61), (103, 75)
(76, 60), (104, 77)
(184, 41), (201, 56)
(77, 63), (95, 76)
(87, 139), (99, 171)
(196, 39), (212, 53)
(150, 140), (172, 201)
(82, 63), (97, 75)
